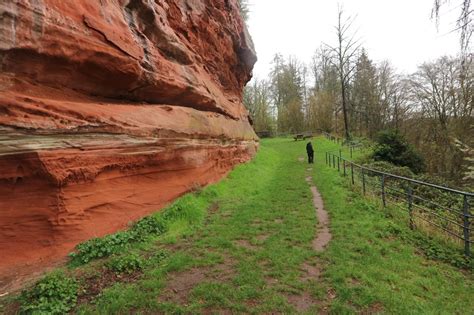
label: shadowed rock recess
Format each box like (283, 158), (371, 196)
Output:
(0, 0), (257, 285)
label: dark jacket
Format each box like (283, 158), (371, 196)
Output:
(306, 142), (314, 154)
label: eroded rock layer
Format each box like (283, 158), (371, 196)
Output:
(0, 0), (257, 290)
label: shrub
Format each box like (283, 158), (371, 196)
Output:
(364, 160), (415, 178)
(372, 129), (425, 174)
(20, 272), (78, 314)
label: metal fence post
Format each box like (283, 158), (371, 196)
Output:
(407, 187), (414, 230)
(339, 149), (342, 158)
(337, 156), (340, 172)
(381, 174), (386, 207)
(362, 169), (366, 195)
(332, 154), (335, 168)
(350, 146), (353, 158)
(462, 195), (471, 257)
(351, 163), (354, 185)
(343, 160), (346, 176)
(325, 152), (328, 165)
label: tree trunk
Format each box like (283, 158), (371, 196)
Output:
(340, 78), (350, 140)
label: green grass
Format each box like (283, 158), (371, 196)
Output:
(1, 137), (472, 314)
(312, 139), (473, 314)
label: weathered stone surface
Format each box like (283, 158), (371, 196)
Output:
(0, 0), (257, 291)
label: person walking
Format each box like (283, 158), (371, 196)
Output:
(306, 142), (314, 164)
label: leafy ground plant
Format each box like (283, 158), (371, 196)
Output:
(106, 254), (144, 274)
(19, 271), (78, 314)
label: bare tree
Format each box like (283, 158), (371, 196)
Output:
(432, 0), (473, 53)
(325, 6), (361, 140)
(408, 55), (473, 179)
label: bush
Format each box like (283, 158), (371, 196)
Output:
(20, 272), (78, 314)
(372, 129), (425, 174)
(107, 254), (144, 274)
(364, 160), (415, 178)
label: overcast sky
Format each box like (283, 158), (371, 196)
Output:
(246, 0), (462, 79)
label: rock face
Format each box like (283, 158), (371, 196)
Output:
(0, 0), (257, 290)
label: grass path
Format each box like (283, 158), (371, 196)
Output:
(1, 137), (473, 314)
(73, 137), (325, 314)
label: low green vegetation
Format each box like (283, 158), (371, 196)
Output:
(106, 254), (144, 275)
(1, 137), (472, 314)
(19, 272), (78, 314)
(69, 195), (206, 266)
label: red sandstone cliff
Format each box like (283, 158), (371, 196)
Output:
(0, 0), (257, 291)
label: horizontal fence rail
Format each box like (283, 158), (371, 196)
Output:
(324, 145), (473, 258)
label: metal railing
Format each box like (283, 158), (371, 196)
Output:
(321, 131), (365, 158)
(324, 149), (473, 257)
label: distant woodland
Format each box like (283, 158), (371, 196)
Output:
(243, 2), (473, 187)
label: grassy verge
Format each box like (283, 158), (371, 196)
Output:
(0, 137), (472, 314)
(313, 138), (473, 313)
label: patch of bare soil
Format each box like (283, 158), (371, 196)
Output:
(234, 239), (258, 250)
(300, 262), (322, 282)
(208, 202), (220, 215)
(284, 259), (326, 312)
(202, 307), (233, 314)
(206, 256), (235, 282)
(0, 257), (68, 297)
(245, 299), (259, 308)
(287, 291), (320, 313)
(77, 268), (142, 305)
(160, 267), (207, 304)
(0, 300), (20, 315)
(220, 211), (232, 218)
(205, 202), (220, 224)
(256, 234), (270, 242)
(264, 276), (280, 286)
(298, 156), (305, 162)
(159, 256), (236, 305)
(348, 277), (361, 286)
(362, 302), (384, 314)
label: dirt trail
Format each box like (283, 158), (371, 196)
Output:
(301, 160), (332, 251)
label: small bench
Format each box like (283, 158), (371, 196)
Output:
(293, 134), (304, 141)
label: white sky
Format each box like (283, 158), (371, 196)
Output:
(246, 0), (462, 79)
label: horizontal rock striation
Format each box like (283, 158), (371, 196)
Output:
(0, 0), (257, 291)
